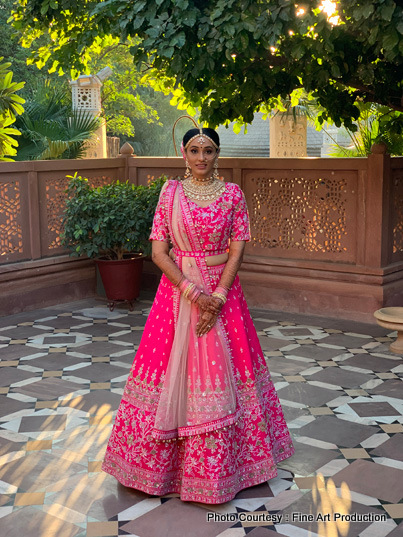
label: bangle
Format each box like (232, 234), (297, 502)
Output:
(215, 285), (229, 298)
(178, 278), (191, 293)
(183, 282), (196, 299)
(175, 275), (185, 288)
(212, 292), (227, 305)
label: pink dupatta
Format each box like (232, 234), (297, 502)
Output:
(152, 181), (239, 440)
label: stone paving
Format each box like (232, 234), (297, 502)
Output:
(0, 295), (402, 537)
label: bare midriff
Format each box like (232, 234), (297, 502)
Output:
(205, 252), (228, 266)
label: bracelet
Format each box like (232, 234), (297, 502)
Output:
(212, 292), (227, 305)
(215, 285), (229, 298)
(183, 282), (196, 299)
(178, 278), (191, 293)
(175, 275), (185, 288)
(181, 281), (202, 303)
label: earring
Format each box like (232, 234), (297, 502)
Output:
(213, 159), (219, 180)
(185, 159), (191, 178)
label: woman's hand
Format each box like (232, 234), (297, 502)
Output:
(196, 310), (218, 337)
(196, 293), (224, 315)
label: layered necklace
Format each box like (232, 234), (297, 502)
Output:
(182, 176), (226, 201)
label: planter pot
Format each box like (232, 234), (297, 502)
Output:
(95, 254), (144, 310)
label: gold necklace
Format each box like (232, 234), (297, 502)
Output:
(182, 177), (226, 201)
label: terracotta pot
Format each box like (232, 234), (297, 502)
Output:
(95, 254), (144, 302)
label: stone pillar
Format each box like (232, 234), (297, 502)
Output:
(270, 113), (307, 157)
(69, 67), (112, 159)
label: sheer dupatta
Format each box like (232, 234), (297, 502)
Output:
(152, 181), (239, 440)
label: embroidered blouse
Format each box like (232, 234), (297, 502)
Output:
(149, 180), (251, 251)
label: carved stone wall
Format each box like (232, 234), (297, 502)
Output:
(0, 181), (23, 261)
(245, 172), (356, 262)
(392, 170), (403, 261)
(43, 175), (115, 253)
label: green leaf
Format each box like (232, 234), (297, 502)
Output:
(383, 29), (399, 50)
(183, 11), (197, 27)
(331, 64), (341, 78)
(379, 3), (395, 21)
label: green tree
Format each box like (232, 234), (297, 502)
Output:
(0, 0), (66, 92)
(88, 39), (162, 139)
(0, 57), (24, 160)
(11, 0), (403, 132)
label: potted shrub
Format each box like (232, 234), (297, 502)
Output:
(61, 172), (166, 309)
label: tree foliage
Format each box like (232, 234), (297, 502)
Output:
(11, 0), (403, 131)
(88, 40), (162, 138)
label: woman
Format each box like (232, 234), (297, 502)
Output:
(102, 127), (294, 504)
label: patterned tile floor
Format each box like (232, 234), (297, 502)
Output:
(0, 295), (402, 537)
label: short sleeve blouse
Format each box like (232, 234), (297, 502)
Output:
(149, 180), (251, 250)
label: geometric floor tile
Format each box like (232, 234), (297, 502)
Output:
(18, 414), (67, 433)
(367, 380), (403, 399)
(277, 383), (340, 407)
(12, 378), (84, 400)
(307, 367), (373, 388)
(0, 395), (32, 418)
(278, 442), (340, 475)
(342, 354), (401, 373)
(286, 344), (346, 360)
(298, 416), (379, 447)
(0, 367), (41, 387)
(70, 363), (127, 382)
(331, 459), (403, 503)
(0, 451), (85, 492)
(386, 521), (403, 537)
(120, 497), (235, 537)
(0, 506), (82, 537)
(279, 493), (387, 537)
(0, 296), (402, 537)
(370, 434), (403, 461)
(60, 390), (122, 414)
(349, 401), (400, 417)
(266, 356), (310, 375)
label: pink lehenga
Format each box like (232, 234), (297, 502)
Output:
(102, 179), (294, 504)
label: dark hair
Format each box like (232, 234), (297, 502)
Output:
(183, 127), (220, 148)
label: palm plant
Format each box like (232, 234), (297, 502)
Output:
(0, 57), (25, 161)
(326, 104), (403, 157)
(14, 81), (100, 160)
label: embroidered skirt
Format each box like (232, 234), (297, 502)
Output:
(102, 265), (294, 504)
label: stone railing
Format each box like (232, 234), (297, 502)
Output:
(0, 144), (402, 320)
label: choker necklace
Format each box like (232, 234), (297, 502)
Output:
(182, 176), (226, 201)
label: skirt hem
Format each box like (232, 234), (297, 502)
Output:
(102, 447), (295, 505)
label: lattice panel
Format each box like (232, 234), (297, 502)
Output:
(249, 175), (348, 254)
(0, 182), (23, 260)
(45, 176), (114, 251)
(392, 172), (403, 258)
(72, 86), (101, 111)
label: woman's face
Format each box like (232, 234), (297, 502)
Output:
(186, 137), (219, 180)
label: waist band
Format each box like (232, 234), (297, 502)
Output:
(173, 248), (227, 258)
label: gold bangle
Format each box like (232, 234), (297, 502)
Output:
(212, 292), (227, 304)
(183, 283), (195, 299)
